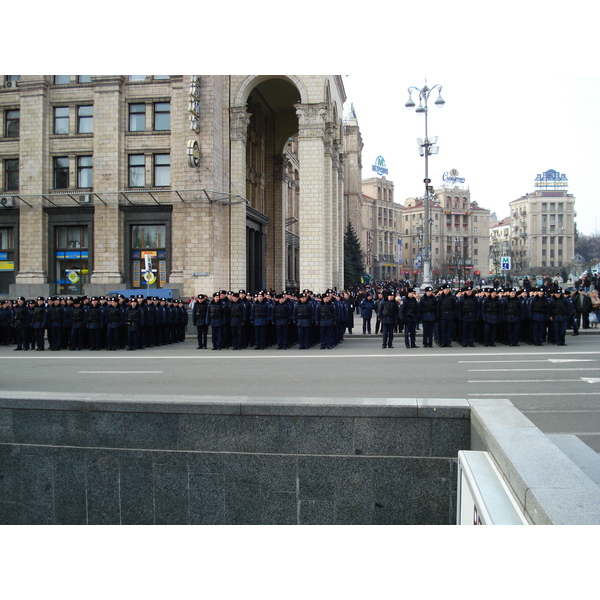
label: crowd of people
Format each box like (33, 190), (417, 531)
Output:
(350, 275), (600, 349)
(1, 275), (598, 352)
(0, 294), (188, 351)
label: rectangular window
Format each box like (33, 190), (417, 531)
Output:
(78, 76), (92, 83)
(53, 157), (69, 189)
(128, 154), (145, 187)
(54, 107), (70, 134)
(5, 110), (19, 137)
(4, 159), (19, 191)
(54, 75), (71, 84)
(131, 225), (165, 249)
(77, 105), (93, 133)
(154, 102), (170, 131)
(77, 156), (93, 188)
(0, 226), (15, 294)
(129, 103), (146, 131)
(154, 154), (170, 187)
(55, 225), (89, 295)
(129, 75), (146, 81)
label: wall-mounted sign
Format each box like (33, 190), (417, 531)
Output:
(372, 156), (388, 176)
(442, 169), (466, 184)
(187, 140), (200, 168)
(534, 169), (568, 189)
(189, 75), (201, 132)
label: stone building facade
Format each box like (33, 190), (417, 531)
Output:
(360, 177), (402, 281)
(402, 175), (491, 286)
(0, 75), (347, 298)
(508, 169), (576, 273)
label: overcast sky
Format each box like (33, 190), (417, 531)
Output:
(17, 1), (599, 238)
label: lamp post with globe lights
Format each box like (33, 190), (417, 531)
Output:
(405, 82), (445, 287)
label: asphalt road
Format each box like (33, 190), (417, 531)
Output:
(1, 331), (599, 452)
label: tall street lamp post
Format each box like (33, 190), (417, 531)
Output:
(405, 82), (445, 288)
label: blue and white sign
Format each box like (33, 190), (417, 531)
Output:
(372, 156), (389, 176)
(534, 169), (568, 189)
(442, 169), (466, 184)
(501, 256), (511, 271)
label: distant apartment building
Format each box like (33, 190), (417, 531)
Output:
(508, 169), (576, 273)
(402, 170), (490, 285)
(360, 176), (402, 281)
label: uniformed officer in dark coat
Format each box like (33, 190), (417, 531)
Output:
(316, 292), (336, 349)
(527, 288), (549, 346)
(378, 290), (399, 349)
(293, 292), (313, 349)
(502, 288), (523, 346)
(69, 297), (85, 350)
(192, 294), (210, 349)
(207, 292), (228, 350)
(548, 288), (573, 346)
(456, 286), (478, 347)
(437, 284), (456, 347)
(481, 288), (502, 347)
(126, 296), (144, 350)
(228, 293), (247, 350)
(31, 296), (47, 351)
(106, 296), (124, 350)
(273, 293), (292, 349)
(419, 287), (437, 347)
(11, 296), (29, 351)
(399, 288), (420, 348)
(85, 296), (105, 350)
(47, 296), (65, 351)
(250, 291), (272, 350)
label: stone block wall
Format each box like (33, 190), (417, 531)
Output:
(0, 395), (470, 525)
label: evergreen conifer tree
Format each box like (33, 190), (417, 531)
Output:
(344, 222), (365, 288)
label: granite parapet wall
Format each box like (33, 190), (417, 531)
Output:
(0, 394), (470, 525)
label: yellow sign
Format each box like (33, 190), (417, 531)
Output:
(0, 261), (14, 271)
(143, 271), (156, 284)
(67, 271), (80, 283)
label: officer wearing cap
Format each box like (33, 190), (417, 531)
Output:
(106, 296), (124, 350)
(192, 294), (209, 349)
(31, 296), (47, 351)
(126, 296), (144, 350)
(207, 292), (228, 350)
(378, 290), (399, 349)
(69, 297), (85, 350)
(250, 291), (271, 350)
(11, 297), (29, 351)
(228, 292), (247, 350)
(456, 286), (478, 347)
(399, 288), (420, 348)
(85, 296), (104, 350)
(47, 296), (65, 351)
(0, 299), (12, 346)
(293, 292), (313, 349)
(437, 284), (456, 347)
(527, 287), (549, 346)
(548, 287), (572, 346)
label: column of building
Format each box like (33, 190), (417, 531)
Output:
(13, 77), (50, 296)
(296, 102), (329, 292)
(88, 76), (124, 293)
(229, 105), (252, 291)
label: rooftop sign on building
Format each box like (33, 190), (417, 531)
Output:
(534, 169), (568, 190)
(372, 156), (388, 176)
(442, 168), (466, 186)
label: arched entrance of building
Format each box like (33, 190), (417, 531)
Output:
(235, 77), (302, 294)
(229, 75), (344, 295)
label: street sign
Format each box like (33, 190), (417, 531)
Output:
(501, 256), (511, 271)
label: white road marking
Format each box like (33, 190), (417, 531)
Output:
(78, 371), (163, 374)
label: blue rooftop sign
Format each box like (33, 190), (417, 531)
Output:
(372, 156), (388, 176)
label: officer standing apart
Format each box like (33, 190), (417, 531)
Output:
(378, 290), (399, 349)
